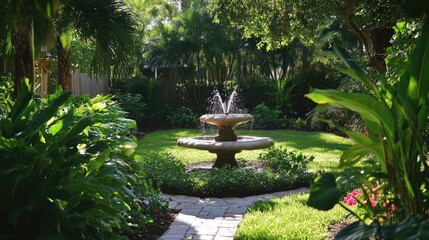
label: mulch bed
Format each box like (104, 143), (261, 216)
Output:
(326, 220), (354, 239)
(127, 208), (180, 240)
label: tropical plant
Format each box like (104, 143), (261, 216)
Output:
(0, 78), (155, 238)
(54, 0), (136, 91)
(272, 77), (296, 115)
(306, 19), (429, 238)
(251, 103), (283, 129)
(0, 0), (57, 96)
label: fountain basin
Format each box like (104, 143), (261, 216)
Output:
(200, 114), (253, 128)
(177, 136), (274, 151)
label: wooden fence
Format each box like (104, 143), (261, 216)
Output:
(71, 73), (109, 97)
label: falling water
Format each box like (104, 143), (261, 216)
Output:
(213, 90), (227, 114)
(226, 86), (238, 114)
(210, 86), (240, 115)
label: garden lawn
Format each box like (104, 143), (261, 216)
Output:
(234, 194), (347, 239)
(137, 129), (354, 172)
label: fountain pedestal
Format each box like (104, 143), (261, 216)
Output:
(215, 126), (237, 141)
(209, 150), (241, 168)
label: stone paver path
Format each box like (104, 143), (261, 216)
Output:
(159, 187), (309, 240)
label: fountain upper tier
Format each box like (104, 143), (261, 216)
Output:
(200, 113), (253, 128)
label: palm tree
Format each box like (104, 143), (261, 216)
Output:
(0, 0), (58, 97)
(55, 0), (136, 92)
(0, 0), (135, 94)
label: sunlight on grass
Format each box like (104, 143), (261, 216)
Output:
(235, 194), (347, 240)
(137, 129), (353, 169)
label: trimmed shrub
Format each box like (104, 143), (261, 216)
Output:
(138, 152), (315, 198)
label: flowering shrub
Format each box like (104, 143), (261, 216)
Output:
(343, 182), (397, 225)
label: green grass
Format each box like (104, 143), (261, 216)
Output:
(137, 129), (353, 172)
(235, 194), (348, 240)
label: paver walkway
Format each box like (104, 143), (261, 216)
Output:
(159, 187), (309, 240)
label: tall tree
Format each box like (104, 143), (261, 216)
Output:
(55, 0), (136, 92)
(209, 0), (409, 73)
(0, 0), (58, 97)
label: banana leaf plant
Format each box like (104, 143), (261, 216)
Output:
(306, 19), (429, 238)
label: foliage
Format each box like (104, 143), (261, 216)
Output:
(309, 76), (366, 133)
(236, 75), (275, 111)
(283, 117), (309, 131)
(272, 77), (295, 115)
(137, 153), (314, 198)
(210, 0), (408, 72)
(0, 79), (162, 238)
(112, 76), (169, 126)
(0, 73), (13, 115)
(259, 147), (314, 173)
(386, 20), (423, 82)
(167, 106), (199, 128)
(113, 92), (148, 125)
(306, 19), (429, 239)
(251, 103), (283, 129)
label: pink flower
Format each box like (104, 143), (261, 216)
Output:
(369, 194), (377, 208)
(351, 189), (361, 198)
(343, 195), (357, 206)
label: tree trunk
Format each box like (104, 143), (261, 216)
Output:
(13, 19), (35, 97)
(367, 28), (394, 73)
(56, 34), (72, 92)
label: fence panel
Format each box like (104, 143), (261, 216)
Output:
(71, 73), (109, 97)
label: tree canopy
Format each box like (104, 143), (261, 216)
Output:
(210, 0), (410, 72)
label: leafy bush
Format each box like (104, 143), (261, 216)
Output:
(138, 153), (315, 198)
(237, 75), (275, 111)
(167, 106), (199, 128)
(251, 103), (283, 129)
(0, 80), (163, 238)
(260, 147), (314, 174)
(112, 76), (169, 126)
(284, 117), (309, 131)
(113, 92), (148, 124)
(0, 73), (13, 115)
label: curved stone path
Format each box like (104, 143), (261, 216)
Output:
(159, 187), (309, 240)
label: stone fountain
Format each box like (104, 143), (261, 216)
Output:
(177, 88), (274, 168)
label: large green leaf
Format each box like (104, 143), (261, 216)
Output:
(398, 20), (429, 106)
(307, 173), (340, 211)
(20, 92), (72, 141)
(335, 221), (378, 240)
(306, 89), (394, 138)
(9, 78), (32, 123)
(333, 46), (379, 94)
(381, 215), (429, 239)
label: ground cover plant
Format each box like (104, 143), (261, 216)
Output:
(137, 152), (313, 197)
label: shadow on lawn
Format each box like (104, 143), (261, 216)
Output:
(138, 129), (353, 154)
